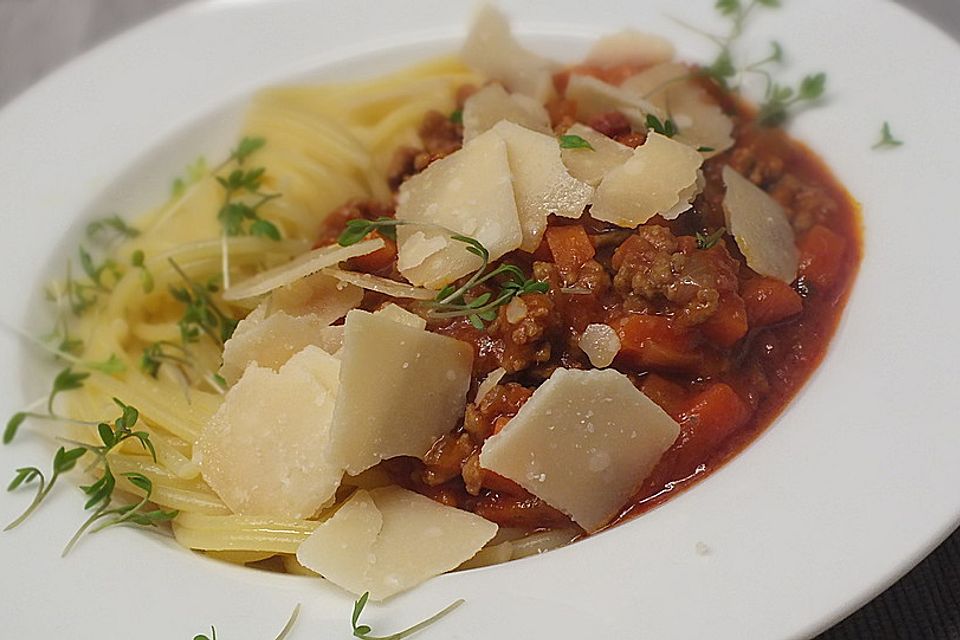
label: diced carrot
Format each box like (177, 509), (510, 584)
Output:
(545, 225), (595, 281)
(640, 374), (688, 420)
(797, 224), (847, 291)
(741, 277), (803, 327)
(614, 315), (702, 372)
(345, 231), (397, 273)
(669, 383), (752, 479)
(700, 294), (749, 347)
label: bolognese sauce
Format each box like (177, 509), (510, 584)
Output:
(315, 65), (861, 535)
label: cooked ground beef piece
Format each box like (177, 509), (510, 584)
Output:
(611, 226), (741, 327)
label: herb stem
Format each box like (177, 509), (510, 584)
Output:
(4, 475), (48, 531)
(273, 604), (302, 640)
(61, 505), (104, 556)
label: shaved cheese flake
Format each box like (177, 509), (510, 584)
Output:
(578, 324), (621, 368)
(585, 30), (675, 68)
(559, 123), (633, 187)
(297, 487), (497, 600)
(662, 170), (706, 221)
(461, 5), (557, 102)
(296, 490), (382, 592)
(565, 74), (660, 129)
(222, 239), (384, 301)
(323, 268), (435, 301)
(462, 84), (552, 142)
(590, 133), (703, 228)
(396, 130), (522, 288)
(622, 63), (734, 158)
(475, 367), (507, 404)
(197, 346), (344, 519)
(374, 303), (427, 330)
(330, 310), (474, 475)
(317, 325), (344, 356)
(220, 311), (333, 385)
(267, 272), (363, 324)
(722, 166), (798, 283)
(480, 368), (680, 532)
(492, 120), (594, 249)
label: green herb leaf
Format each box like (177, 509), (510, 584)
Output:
(558, 134), (594, 150)
(715, 0), (741, 15)
(231, 136), (266, 164)
(449, 109), (463, 125)
(646, 114), (679, 138)
(873, 121), (904, 150)
(337, 218), (401, 247)
(86, 353), (126, 375)
(250, 219), (282, 241)
(48, 367), (90, 415)
(3, 412), (27, 445)
(696, 227), (727, 250)
(798, 72), (827, 100)
(7, 467), (41, 492)
(171, 156), (209, 198)
(169, 259), (239, 347)
(86, 215), (140, 242)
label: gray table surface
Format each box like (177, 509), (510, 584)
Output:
(2, 1), (959, 638)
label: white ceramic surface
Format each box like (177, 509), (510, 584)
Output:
(1, 1), (958, 638)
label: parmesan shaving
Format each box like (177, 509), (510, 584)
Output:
(323, 268), (435, 300)
(296, 487), (497, 600)
(461, 5), (557, 102)
(462, 83), (552, 142)
(722, 166), (799, 283)
(492, 120), (594, 248)
(222, 239), (384, 301)
(197, 346), (344, 519)
(590, 133), (703, 228)
(330, 310), (474, 475)
(374, 303), (427, 330)
(622, 63), (735, 158)
(475, 367), (507, 404)
(584, 30), (676, 68)
(219, 311), (334, 385)
(565, 74), (660, 129)
(480, 368), (680, 532)
(578, 324), (621, 368)
(267, 272), (363, 325)
(559, 123), (633, 188)
(396, 130), (522, 288)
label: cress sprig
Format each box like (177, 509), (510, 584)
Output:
(873, 121), (904, 150)
(5, 398), (176, 553)
(696, 226), (727, 250)
(4, 367), (99, 445)
(168, 258), (238, 348)
(351, 592), (465, 640)
(677, 0), (828, 127)
(337, 220), (549, 328)
(215, 136), (282, 289)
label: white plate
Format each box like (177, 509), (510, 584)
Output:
(1, 1), (959, 638)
